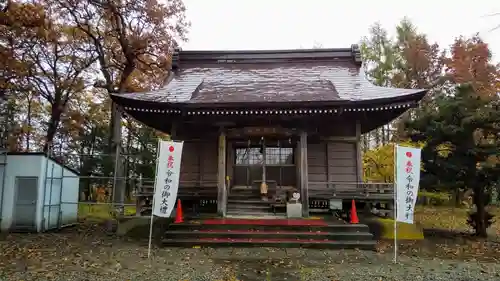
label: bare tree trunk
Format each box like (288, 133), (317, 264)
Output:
(473, 186), (488, 238)
(43, 104), (62, 153)
(111, 102), (125, 215)
(124, 122), (133, 200)
(25, 97), (32, 150)
(362, 134), (369, 152)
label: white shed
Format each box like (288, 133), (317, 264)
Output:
(0, 152), (80, 232)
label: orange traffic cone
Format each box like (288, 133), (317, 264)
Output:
(174, 199), (184, 223)
(350, 199), (359, 224)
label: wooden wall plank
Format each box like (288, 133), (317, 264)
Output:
(300, 131), (309, 217)
(217, 131), (227, 216)
(307, 140), (358, 198)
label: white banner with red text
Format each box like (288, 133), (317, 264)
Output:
(395, 145), (421, 224)
(152, 140), (184, 217)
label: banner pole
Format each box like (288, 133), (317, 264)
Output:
(147, 139), (162, 259)
(393, 144), (398, 264)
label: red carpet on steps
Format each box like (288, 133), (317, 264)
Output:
(201, 218), (330, 226)
(197, 238), (333, 243)
(162, 217), (376, 249)
(196, 229), (330, 234)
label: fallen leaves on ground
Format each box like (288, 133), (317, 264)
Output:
(377, 206), (500, 263)
(377, 231), (500, 262)
(2, 213), (500, 280)
(0, 223), (129, 275)
(414, 206), (500, 235)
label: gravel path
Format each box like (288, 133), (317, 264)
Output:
(1, 225), (500, 281)
(2, 245), (500, 281)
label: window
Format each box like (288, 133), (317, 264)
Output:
(235, 148), (261, 165)
(235, 147), (294, 165)
(265, 147), (293, 165)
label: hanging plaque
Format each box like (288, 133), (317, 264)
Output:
(227, 127), (295, 137)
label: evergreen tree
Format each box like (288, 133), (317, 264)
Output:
(406, 84), (500, 237)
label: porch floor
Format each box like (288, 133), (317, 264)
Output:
(225, 214), (286, 219)
(200, 218), (335, 226)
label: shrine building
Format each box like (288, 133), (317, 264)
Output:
(110, 45), (426, 219)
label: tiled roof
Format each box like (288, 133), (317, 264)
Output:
(111, 46), (426, 107)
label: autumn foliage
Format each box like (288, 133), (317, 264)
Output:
(445, 36), (499, 98)
(1, 4), (499, 237)
(361, 19), (500, 237)
(0, 0), (189, 204)
(363, 141), (424, 183)
(0, 0), (189, 151)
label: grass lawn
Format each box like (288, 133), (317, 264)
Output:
(77, 201), (500, 238)
(414, 205), (500, 236)
(78, 203), (137, 220)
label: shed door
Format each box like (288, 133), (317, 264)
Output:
(13, 177), (38, 231)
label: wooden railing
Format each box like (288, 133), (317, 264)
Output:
(136, 180), (218, 196)
(135, 180), (219, 216)
(308, 182), (394, 201)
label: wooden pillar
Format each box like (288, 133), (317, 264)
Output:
(261, 138), (266, 190)
(197, 141), (203, 185)
(325, 141), (331, 189)
(170, 122), (177, 139)
(226, 141), (234, 194)
(299, 131), (309, 217)
(217, 130), (227, 217)
(355, 121), (362, 182)
(295, 143), (301, 193)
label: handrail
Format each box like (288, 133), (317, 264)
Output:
(139, 180), (218, 187)
(308, 181), (394, 197)
(308, 181), (393, 185)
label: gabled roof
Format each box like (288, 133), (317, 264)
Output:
(110, 45), (426, 111)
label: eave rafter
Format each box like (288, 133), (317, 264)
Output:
(122, 102), (415, 116)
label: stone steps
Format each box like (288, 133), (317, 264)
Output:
(166, 230), (373, 240)
(227, 185), (281, 216)
(162, 238), (375, 249)
(162, 218), (376, 250)
(227, 204), (270, 212)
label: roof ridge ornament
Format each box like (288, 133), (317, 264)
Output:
(351, 44), (362, 66)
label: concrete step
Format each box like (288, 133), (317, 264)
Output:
(227, 194), (265, 200)
(226, 210), (277, 217)
(228, 193), (262, 198)
(229, 188), (261, 193)
(227, 199), (273, 205)
(168, 221), (371, 233)
(162, 218), (375, 249)
(231, 186), (261, 190)
(227, 204), (271, 212)
(162, 238), (376, 250)
(165, 230), (373, 240)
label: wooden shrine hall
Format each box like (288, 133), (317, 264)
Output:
(110, 45), (427, 220)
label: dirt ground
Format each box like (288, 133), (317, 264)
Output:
(1, 222), (500, 281)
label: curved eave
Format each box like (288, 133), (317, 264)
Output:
(359, 107), (409, 134)
(123, 110), (174, 133)
(109, 93), (182, 113)
(110, 89), (427, 115)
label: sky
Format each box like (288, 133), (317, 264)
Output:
(181, 0), (500, 62)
